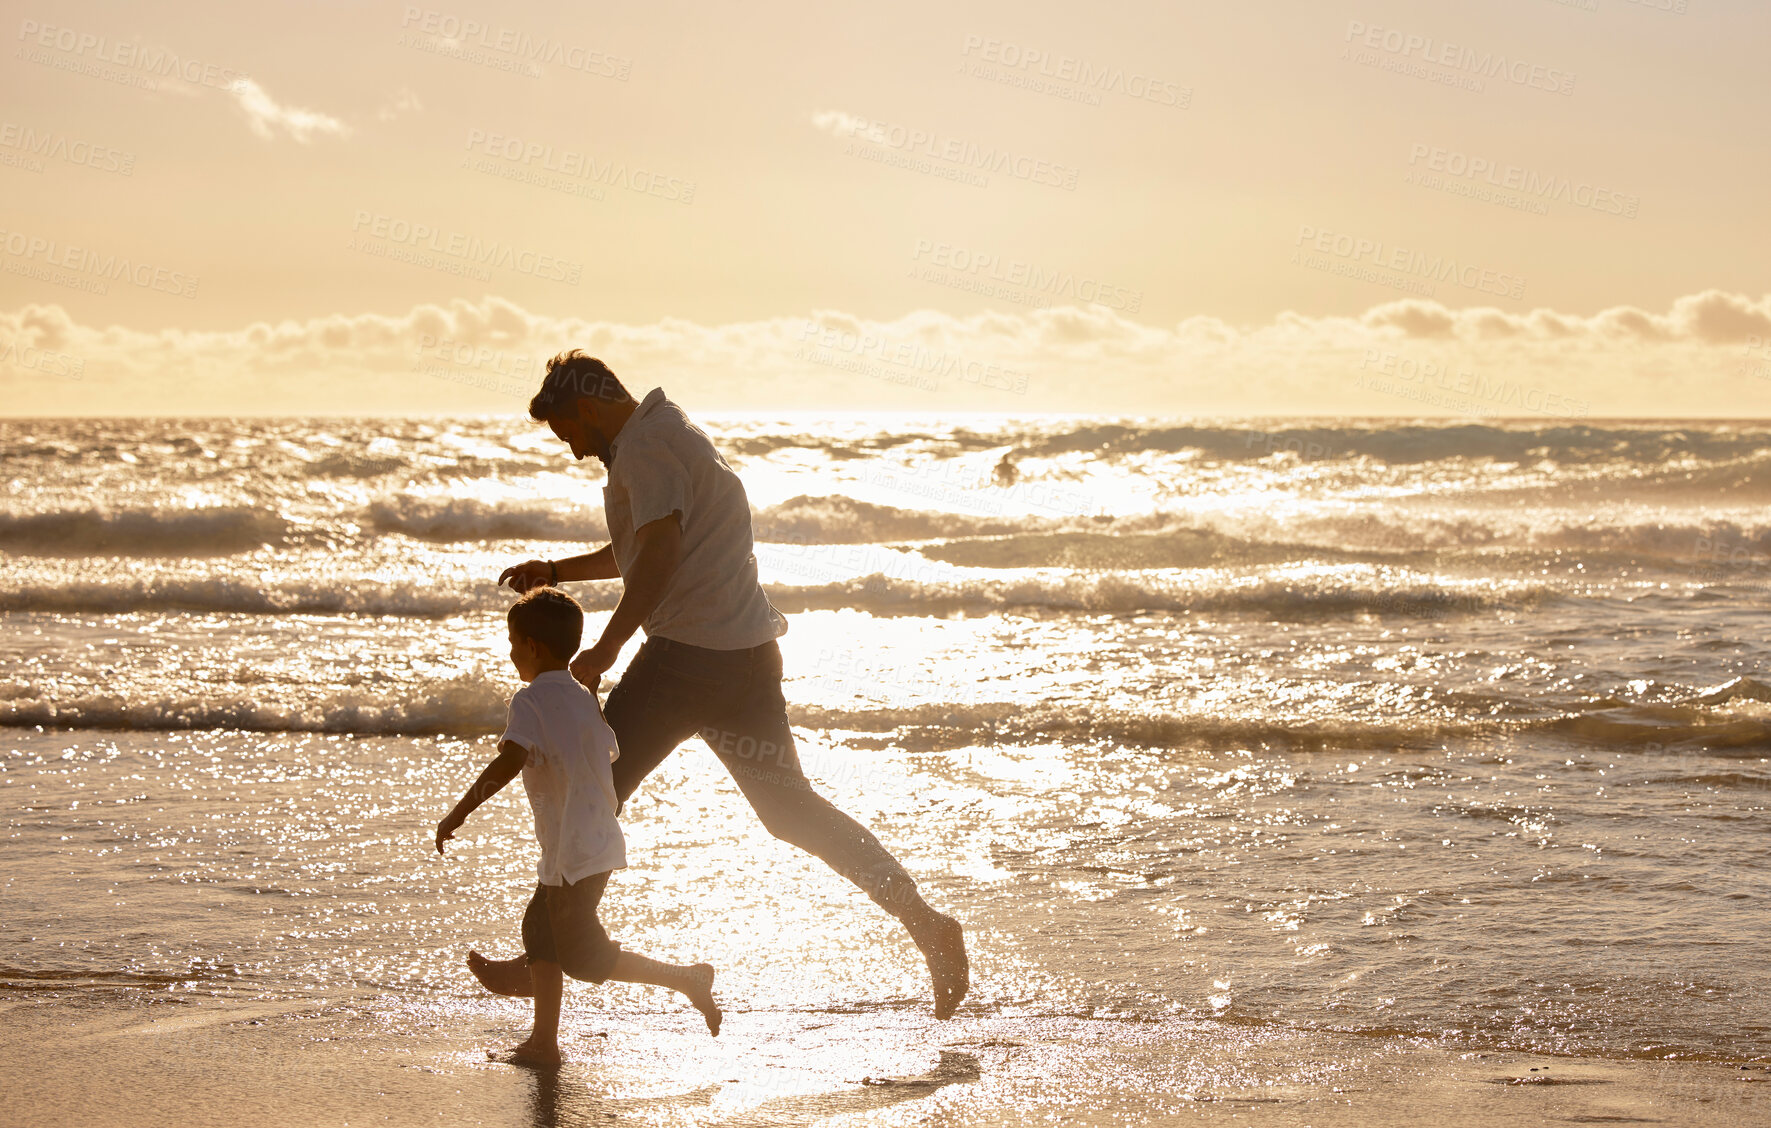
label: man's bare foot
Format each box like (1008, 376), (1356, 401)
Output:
(685, 963), (721, 1036)
(908, 911), (969, 1019)
(467, 950), (534, 997)
(493, 1037), (561, 1068)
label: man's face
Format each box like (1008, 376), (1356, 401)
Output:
(547, 400), (613, 466)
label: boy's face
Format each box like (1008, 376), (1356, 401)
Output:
(508, 624), (547, 682)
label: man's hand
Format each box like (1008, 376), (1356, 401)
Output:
(498, 559), (553, 593)
(436, 811), (464, 855)
(569, 638), (621, 689)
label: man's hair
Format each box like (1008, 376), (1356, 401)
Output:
(507, 586), (584, 661)
(529, 350), (631, 420)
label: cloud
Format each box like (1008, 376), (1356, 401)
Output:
(810, 109), (866, 138)
(1362, 300), (1457, 338)
(226, 78), (351, 143)
(3, 292), (1768, 417)
(1669, 290), (1771, 344)
(376, 87), (423, 123)
(1350, 290), (1771, 346)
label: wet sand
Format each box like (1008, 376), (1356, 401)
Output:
(5, 990), (1765, 1127)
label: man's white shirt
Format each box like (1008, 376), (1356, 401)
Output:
(602, 387), (788, 650)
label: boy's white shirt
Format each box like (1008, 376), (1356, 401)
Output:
(499, 669), (627, 885)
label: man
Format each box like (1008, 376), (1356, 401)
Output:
(494, 350), (968, 1019)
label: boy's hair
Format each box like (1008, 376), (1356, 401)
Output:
(528, 350), (632, 420)
(507, 587), (584, 661)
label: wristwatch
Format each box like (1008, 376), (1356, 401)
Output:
(548, 560), (559, 585)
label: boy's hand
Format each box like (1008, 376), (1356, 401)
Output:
(436, 811), (464, 855)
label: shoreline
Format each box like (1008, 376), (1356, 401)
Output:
(5, 988), (1765, 1127)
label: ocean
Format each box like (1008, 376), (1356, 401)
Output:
(4, 414), (1769, 1123)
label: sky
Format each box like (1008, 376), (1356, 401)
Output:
(2, 0), (1768, 417)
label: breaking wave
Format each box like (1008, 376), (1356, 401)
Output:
(365, 494), (606, 542)
(7, 676), (1766, 750)
(0, 506), (291, 554)
(0, 568), (1549, 621)
(721, 420), (1771, 467)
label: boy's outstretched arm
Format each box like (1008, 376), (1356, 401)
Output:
(436, 740), (529, 854)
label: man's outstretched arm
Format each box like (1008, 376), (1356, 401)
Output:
(436, 739), (530, 854)
(500, 545), (619, 591)
(551, 545), (621, 582)
(570, 513), (681, 685)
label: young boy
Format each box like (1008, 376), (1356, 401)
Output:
(436, 586), (720, 1066)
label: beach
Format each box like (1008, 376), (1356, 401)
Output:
(4, 414), (1769, 1123)
(10, 992), (1767, 1126)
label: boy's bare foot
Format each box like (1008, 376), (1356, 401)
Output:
(685, 963), (721, 1036)
(908, 911), (969, 1019)
(493, 1037), (561, 1068)
(467, 950), (535, 997)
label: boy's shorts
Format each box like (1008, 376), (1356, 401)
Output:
(520, 870), (621, 984)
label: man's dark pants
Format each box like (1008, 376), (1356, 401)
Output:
(602, 635), (916, 913)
